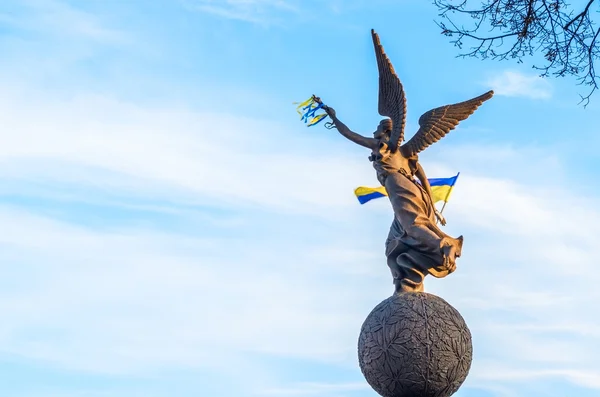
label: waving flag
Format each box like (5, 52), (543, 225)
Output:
(354, 173), (460, 207)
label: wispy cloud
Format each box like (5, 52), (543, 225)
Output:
(0, 206), (368, 374)
(0, 40), (597, 391)
(259, 382), (369, 395)
(486, 70), (552, 99)
(0, 1), (598, 396)
(0, 86), (384, 372)
(0, 89), (373, 217)
(472, 366), (600, 389)
(178, 0), (377, 24)
(2, 83), (600, 395)
(1, 0), (128, 44)
(181, 0), (300, 24)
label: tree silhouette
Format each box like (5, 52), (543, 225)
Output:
(434, 0), (600, 105)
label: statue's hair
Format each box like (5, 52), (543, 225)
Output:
(379, 118), (393, 134)
(379, 118), (392, 127)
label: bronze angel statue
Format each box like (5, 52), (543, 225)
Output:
(323, 30), (493, 293)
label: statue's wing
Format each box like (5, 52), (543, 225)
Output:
(372, 29), (406, 152)
(400, 90), (494, 158)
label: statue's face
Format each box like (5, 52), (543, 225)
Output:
(374, 119), (392, 139)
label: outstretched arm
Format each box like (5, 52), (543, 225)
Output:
(324, 106), (376, 149)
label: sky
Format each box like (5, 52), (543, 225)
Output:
(0, 0), (599, 396)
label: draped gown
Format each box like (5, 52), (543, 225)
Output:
(371, 142), (462, 292)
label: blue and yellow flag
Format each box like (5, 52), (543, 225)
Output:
(293, 95), (328, 127)
(354, 186), (388, 204)
(354, 173), (460, 205)
(428, 173), (460, 204)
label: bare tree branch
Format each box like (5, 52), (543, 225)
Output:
(433, 0), (600, 105)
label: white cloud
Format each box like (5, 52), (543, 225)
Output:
(1, 0), (128, 44)
(1, 84), (599, 397)
(181, 0), (300, 24)
(0, 87), (383, 219)
(0, 206), (368, 377)
(178, 0), (378, 24)
(486, 70), (552, 99)
(0, 3), (598, 395)
(259, 382), (369, 395)
(0, 87), (386, 373)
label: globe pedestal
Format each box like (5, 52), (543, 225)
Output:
(358, 292), (472, 397)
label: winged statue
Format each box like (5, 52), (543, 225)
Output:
(322, 29), (493, 293)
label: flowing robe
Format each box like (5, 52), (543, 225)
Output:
(370, 144), (462, 292)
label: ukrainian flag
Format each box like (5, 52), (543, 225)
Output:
(354, 173), (460, 205)
(429, 173), (460, 204)
(354, 186), (388, 204)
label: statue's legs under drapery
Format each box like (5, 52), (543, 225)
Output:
(383, 171), (462, 292)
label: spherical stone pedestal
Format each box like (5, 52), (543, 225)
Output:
(358, 292), (472, 397)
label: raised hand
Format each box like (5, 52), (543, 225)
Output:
(435, 210), (447, 226)
(323, 105), (336, 118)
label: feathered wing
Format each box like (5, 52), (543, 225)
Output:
(372, 29), (406, 152)
(400, 90), (494, 158)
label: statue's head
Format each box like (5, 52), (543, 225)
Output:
(374, 118), (392, 139)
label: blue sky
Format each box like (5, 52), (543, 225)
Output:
(1, 0), (599, 396)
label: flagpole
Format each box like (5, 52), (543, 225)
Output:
(440, 200), (448, 214)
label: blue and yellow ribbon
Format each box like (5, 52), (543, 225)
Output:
(293, 95), (329, 127)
